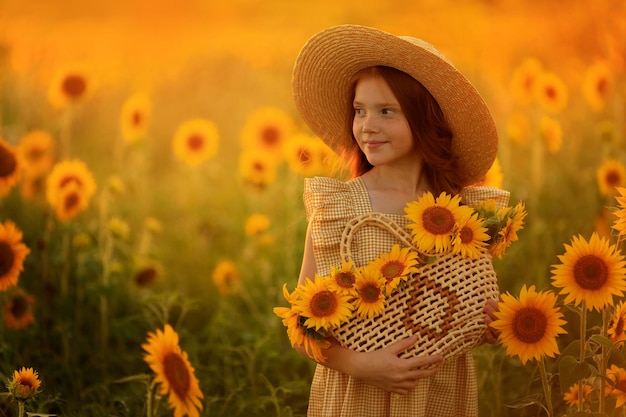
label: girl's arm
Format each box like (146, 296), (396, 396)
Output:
(296, 223), (443, 395)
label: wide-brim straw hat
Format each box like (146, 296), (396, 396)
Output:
(292, 24), (498, 185)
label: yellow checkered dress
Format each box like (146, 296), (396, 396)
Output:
(303, 176), (508, 417)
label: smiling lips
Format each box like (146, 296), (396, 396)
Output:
(363, 141), (386, 149)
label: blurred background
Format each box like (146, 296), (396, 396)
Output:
(0, 0), (625, 416)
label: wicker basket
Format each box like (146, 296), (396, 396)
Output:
(333, 212), (500, 359)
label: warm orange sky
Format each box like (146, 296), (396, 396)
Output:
(0, 0), (623, 93)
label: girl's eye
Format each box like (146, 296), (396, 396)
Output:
(382, 108), (395, 115)
(354, 107), (365, 115)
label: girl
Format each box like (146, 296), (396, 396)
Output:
(291, 25), (504, 417)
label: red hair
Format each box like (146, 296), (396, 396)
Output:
(345, 66), (463, 195)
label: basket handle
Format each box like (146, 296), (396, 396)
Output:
(340, 212), (421, 263)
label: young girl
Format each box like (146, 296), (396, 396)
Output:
(291, 25), (504, 417)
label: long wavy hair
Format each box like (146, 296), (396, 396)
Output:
(345, 66), (463, 195)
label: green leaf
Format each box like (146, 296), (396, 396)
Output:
(558, 355), (591, 394)
(589, 334), (617, 350)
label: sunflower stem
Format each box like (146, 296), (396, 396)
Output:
(600, 306), (609, 414)
(16, 400), (25, 417)
(539, 357), (553, 417)
(578, 303), (587, 412)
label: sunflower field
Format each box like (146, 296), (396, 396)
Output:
(1, 0), (626, 416)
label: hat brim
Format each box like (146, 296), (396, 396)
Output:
(292, 24), (498, 185)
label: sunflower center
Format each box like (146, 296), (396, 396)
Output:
(261, 126), (279, 147)
(334, 272), (355, 288)
(596, 78), (608, 96)
(545, 85), (556, 100)
(606, 170), (621, 187)
(62, 75), (87, 99)
(64, 192), (80, 211)
(459, 226), (474, 244)
(381, 261), (403, 280)
(187, 134), (204, 150)
(360, 283), (380, 303)
(574, 254), (608, 290)
(10, 295), (27, 318)
(253, 162), (266, 173)
(135, 267), (158, 287)
(162, 352), (191, 400)
(0, 145), (17, 177)
(310, 290), (337, 317)
(27, 146), (45, 161)
(422, 206), (455, 235)
(297, 148), (311, 165)
(512, 306), (547, 344)
(0, 242), (15, 277)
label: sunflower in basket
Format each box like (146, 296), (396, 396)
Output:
(275, 191), (526, 361)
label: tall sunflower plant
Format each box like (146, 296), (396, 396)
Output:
(274, 191), (526, 363)
(490, 186), (626, 417)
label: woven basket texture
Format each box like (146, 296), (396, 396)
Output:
(334, 212), (499, 359)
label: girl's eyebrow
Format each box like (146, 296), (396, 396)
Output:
(352, 100), (400, 107)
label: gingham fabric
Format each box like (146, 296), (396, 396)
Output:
(303, 177), (509, 417)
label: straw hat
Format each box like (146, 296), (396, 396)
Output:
(292, 24), (498, 185)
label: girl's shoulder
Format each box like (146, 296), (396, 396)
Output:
(303, 176), (358, 221)
(460, 185), (511, 209)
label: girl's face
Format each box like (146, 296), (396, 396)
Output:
(352, 73), (419, 168)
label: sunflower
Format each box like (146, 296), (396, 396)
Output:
(509, 57), (543, 106)
(608, 301), (626, 347)
(353, 266), (386, 319)
(606, 364), (626, 407)
(405, 191), (466, 254)
(18, 130), (55, 179)
(368, 244), (419, 292)
(52, 181), (89, 222)
(120, 93), (152, 143)
(244, 213), (270, 237)
(535, 71), (568, 114)
(238, 150), (278, 188)
(551, 233), (626, 312)
(489, 203), (527, 259)
(240, 107), (295, 157)
(45, 159), (97, 209)
(7, 367), (41, 401)
(294, 275), (353, 331)
(142, 324), (204, 417)
(612, 187), (626, 237)
(283, 133), (326, 177)
(47, 63), (92, 108)
(490, 285), (566, 365)
(274, 284), (330, 362)
(211, 260), (240, 295)
(326, 260), (357, 295)
(4, 287), (35, 330)
(597, 159), (626, 196)
(0, 137), (21, 197)
(133, 262), (162, 288)
(582, 61), (613, 112)
(172, 119), (219, 166)
(0, 221), (30, 292)
(540, 116), (562, 154)
(563, 382), (592, 408)
(452, 211), (490, 259)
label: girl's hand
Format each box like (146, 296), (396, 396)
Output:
(482, 298), (500, 344)
(347, 335), (443, 395)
